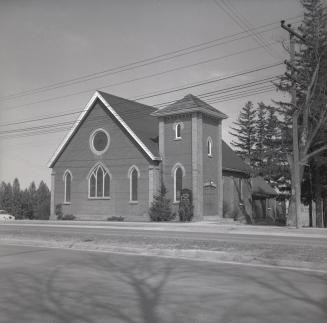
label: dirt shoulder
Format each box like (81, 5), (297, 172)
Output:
(0, 221), (326, 271)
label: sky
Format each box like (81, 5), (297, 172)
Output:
(0, 0), (310, 188)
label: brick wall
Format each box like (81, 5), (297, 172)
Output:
(52, 100), (155, 220)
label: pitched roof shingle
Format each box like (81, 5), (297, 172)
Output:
(222, 141), (251, 174)
(98, 91), (159, 157)
(151, 94), (228, 119)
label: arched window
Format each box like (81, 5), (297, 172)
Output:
(207, 137), (213, 156)
(64, 170), (72, 203)
(175, 167), (183, 202)
(128, 166), (140, 202)
(175, 123), (182, 139)
(171, 163), (185, 203)
(88, 163), (111, 198)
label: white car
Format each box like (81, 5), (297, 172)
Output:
(0, 210), (15, 220)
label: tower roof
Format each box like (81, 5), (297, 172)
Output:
(151, 94), (228, 119)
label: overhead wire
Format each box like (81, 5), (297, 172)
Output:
(0, 14), (302, 102)
(0, 81), (279, 139)
(1, 45), (282, 112)
(0, 66), (281, 128)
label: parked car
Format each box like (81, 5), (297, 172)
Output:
(0, 210), (15, 220)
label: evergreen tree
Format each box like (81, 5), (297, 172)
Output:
(21, 189), (34, 219)
(28, 181), (37, 219)
(230, 101), (257, 166)
(149, 183), (175, 222)
(253, 103), (267, 173)
(12, 178), (22, 218)
(0, 182), (13, 214)
(34, 181), (50, 220)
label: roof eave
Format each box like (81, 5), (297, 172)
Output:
(151, 108), (228, 119)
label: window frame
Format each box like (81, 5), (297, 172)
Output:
(207, 137), (213, 157)
(175, 123), (182, 140)
(89, 128), (110, 156)
(128, 165), (140, 203)
(63, 169), (72, 204)
(88, 163), (111, 199)
(172, 163), (185, 203)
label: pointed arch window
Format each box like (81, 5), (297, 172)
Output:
(88, 164), (111, 199)
(172, 163), (185, 203)
(207, 137), (213, 157)
(63, 170), (72, 204)
(128, 166), (140, 202)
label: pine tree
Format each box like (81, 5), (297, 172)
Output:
(21, 189), (34, 219)
(12, 178), (22, 218)
(253, 103), (267, 173)
(34, 181), (50, 220)
(230, 101), (257, 166)
(149, 183), (175, 222)
(0, 182), (13, 214)
(28, 181), (37, 219)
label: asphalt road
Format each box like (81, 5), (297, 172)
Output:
(0, 223), (326, 247)
(0, 244), (326, 323)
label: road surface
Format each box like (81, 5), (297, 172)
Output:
(0, 223), (326, 247)
(0, 244), (326, 323)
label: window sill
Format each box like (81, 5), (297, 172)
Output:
(63, 202), (71, 205)
(173, 201), (180, 205)
(208, 154), (213, 158)
(174, 137), (182, 141)
(88, 197), (111, 200)
(129, 201), (139, 204)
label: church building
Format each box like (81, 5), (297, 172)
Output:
(49, 91), (251, 222)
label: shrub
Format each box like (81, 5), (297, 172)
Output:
(55, 204), (63, 220)
(178, 199), (194, 222)
(149, 183), (175, 222)
(107, 216), (124, 221)
(62, 214), (76, 221)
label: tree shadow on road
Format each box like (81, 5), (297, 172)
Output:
(0, 249), (326, 323)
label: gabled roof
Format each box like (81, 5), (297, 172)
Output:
(48, 91), (161, 168)
(222, 141), (251, 174)
(98, 91), (159, 158)
(151, 94), (228, 119)
(48, 91), (250, 176)
(252, 176), (277, 197)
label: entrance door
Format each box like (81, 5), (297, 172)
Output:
(203, 186), (217, 216)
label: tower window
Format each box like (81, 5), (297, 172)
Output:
(207, 137), (213, 157)
(175, 123), (182, 139)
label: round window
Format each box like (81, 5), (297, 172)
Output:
(90, 129), (110, 155)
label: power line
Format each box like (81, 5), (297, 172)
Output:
(213, 0), (276, 59)
(0, 63), (281, 128)
(0, 81), (279, 139)
(1, 45), (281, 112)
(0, 15), (302, 102)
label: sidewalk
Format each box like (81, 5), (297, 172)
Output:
(2, 219), (327, 239)
(1, 220), (327, 271)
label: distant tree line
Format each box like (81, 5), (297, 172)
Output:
(0, 178), (50, 220)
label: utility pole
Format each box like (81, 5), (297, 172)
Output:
(281, 21), (302, 228)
